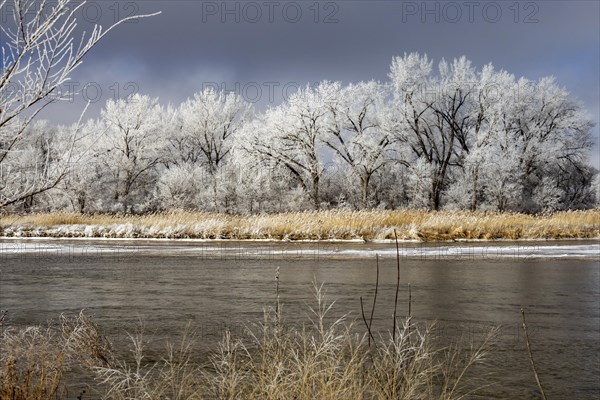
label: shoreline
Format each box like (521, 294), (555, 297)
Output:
(1, 236), (598, 261)
(1, 235), (599, 244)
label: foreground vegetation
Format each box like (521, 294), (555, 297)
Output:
(0, 285), (498, 400)
(0, 209), (598, 241)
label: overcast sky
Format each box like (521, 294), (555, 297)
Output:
(39, 0), (599, 167)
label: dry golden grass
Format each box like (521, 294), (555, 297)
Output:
(0, 209), (598, 241)
(0, 325), (66, 400)
(200, 283), (497, 400)
(0, 311), (112, 400)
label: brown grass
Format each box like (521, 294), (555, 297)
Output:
(0, 209), (598, 241)
(0, 311), (113, 400)
(0, 325), (66, 400)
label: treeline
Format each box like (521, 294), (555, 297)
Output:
(1, 53), (598, 214)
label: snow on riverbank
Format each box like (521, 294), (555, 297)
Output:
(1, 238), (598, 261)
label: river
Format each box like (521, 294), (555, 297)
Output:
(0, 239), (598, 398)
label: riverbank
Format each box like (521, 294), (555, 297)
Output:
(0, 210), (598, 241)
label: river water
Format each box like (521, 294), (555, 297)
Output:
(0, 239), (598, 398)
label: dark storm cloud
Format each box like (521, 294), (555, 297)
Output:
(38, 0), (599, 166)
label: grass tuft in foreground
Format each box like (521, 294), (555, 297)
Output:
(0, 209), (598, 240)
(0, 286), (498, 399)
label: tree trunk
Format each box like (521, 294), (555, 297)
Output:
(470, 166), (479, 211)
(77, 192), (86, 213)
(361, 174), (371, 209)
(312, 174), (320, 210)
(429, 179), (436, 210)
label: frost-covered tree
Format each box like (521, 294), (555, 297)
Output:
(532, 177), (564, 213)
(92, 94), (170, 212)
(173, 89), (251, 170)
(390, 53), (595, 211)
(165, 89), (251, 211)
(156, 163), (205, 210)
(323, 81), (396, 208)
(242, 85), (329, 209)
(405, 157), (433, 209)
(4, 51), (596, 214)
(390, 54), (478, 210)
(476, 76), (594, 212)
(0, 121), (62, 211)
(551, 161), (597, 210)
(453, 66), (516, 210)
(0, 0), (158, 208)
(516, 77), (592, 211)
(47, 119), (117, 213)
(226, 145), (312, 213)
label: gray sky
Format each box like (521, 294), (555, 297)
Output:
(39, 0), (599, 167)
